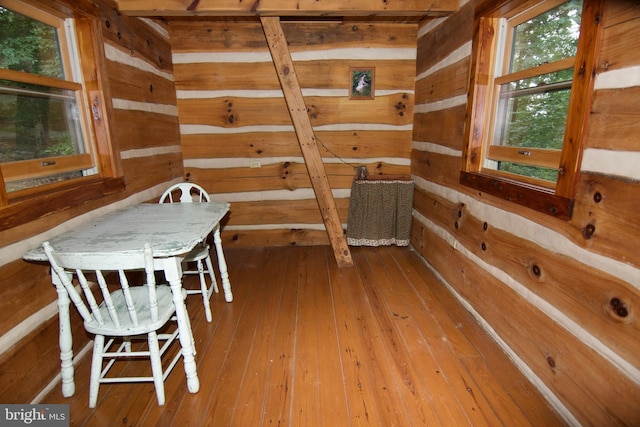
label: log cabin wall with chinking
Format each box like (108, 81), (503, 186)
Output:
(0, 0), (184, 403)
(169, 19), (416, 247)
(411, 0), (640, 425)
(0, 0), (639, 425)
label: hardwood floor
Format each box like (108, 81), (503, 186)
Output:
(41, 245), (566, 426)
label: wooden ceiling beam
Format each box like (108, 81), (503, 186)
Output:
(116, 0), (458, 17)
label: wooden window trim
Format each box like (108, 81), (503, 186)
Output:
(460, 0), (604, 220)
(0, 0), (124, 213)
(0, 176), (125, 232)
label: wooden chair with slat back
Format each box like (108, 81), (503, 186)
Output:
(159, 182), (222, 322)
(42, 241), (190, 407)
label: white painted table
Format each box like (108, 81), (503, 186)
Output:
(22, 202), (231, 398)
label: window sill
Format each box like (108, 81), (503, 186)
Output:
(0, 176), (125, 232)
(459, 171), (574, 220)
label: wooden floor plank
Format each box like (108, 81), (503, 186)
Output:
(260, 245), (302, 425)
(352, 247), (440, 426)
(290, 246), (321, 425)
(340, 249), (412, 425)
(355, 247), (463, 426)
(155, 248), (260, 426)
(231, 247), (290, 425)
(313, 246), (351, 425)
(200, 253), (275, 426)
(381, 247), (531, 426)
(369, 247), (501, 426)
(36, 245), (565, 427)
(327, 248), (385, 426)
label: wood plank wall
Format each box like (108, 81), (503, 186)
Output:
(410, 1), (640, 425)
(169, 19), (416, 247)
(0, 0), (184, 403)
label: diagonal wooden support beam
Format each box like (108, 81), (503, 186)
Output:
(261, 16), (353, 267)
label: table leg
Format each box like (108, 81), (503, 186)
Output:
(54, 283), (75, 397)
(213, 228), (233, 302)
(161, 258), (200, 393)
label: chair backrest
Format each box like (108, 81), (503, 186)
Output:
(42, 241), (160, 328)
(159, 183), (210, 204)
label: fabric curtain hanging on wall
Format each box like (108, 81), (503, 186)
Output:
(346, 178), (414, 246)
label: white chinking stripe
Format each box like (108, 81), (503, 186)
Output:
(223, 223), (337, 231)
(413, 94), (468, 113)
(416, 41), (471, 81)
(104, 43), (173, 81)
(111, 98), (178, 116)
(208, 188), (351, 203)
(120, 145), (182, 160)
(594, 65), (640, 90)
(180, 123), (413, 134)
(581, 149), (640, 181)
(417, 0), (472, 38)
(173, 47), (416, 64)
(583, 66), (640, 180)
(418, 17), (447, 38)
(412, 141), (462, 157)
(176, 88), (413, 99)
(138, 18), (170, 40)
(291, 47), (416, 61)
(184, 157), (410, 169)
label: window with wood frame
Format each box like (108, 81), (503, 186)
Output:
(460, 0), (603, 220)
(0, 0), (121, 208)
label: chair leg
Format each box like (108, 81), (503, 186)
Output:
(89, 335), (105, 408)
(213, 229), (233, 302)
(148, 331), (165, 406)
(124, 336), (132, 352)
(204, 254), (219, 294)
(197, 260), (213, 323)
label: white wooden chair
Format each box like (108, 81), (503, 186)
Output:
(42, 241), (188, 407)
(159, 182), (221, 322)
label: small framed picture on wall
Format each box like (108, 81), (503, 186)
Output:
(349, 67), (375, 100)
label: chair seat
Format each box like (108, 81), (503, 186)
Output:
(159, 182), (233, 322)
(185, 244), (210, 262)
(84, 285), (183, 336)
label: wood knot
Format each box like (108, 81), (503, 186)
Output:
(593, 192), (602, 203)
(610, 297), (629, 318)
(531, 264), (541, 277)
(547, 356), (556, 368)
(582, 223), (596, 240)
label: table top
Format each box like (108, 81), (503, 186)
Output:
(23, 202), (230, 262)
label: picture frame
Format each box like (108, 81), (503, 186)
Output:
(349, 67), (375, 100)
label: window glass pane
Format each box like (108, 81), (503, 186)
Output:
(496, 162), (558, 183)
(0, 6), (65, 79)
(6, 170), (84, 192)
(0, 4), (95, 195)
(494, 69), (573, 151)
(510, 0), (582, 73)
(0, 79), (86, 164)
